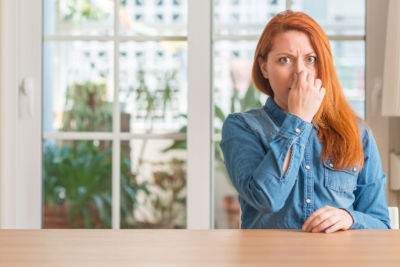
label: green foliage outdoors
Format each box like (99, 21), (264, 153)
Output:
(44, 80), (149, 228)
(44, 140), (151, 228)
(44, 69), (186, 228)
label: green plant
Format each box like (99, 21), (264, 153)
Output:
(62, 81), (112, 132)
(44, 140), (150, 228)
(44, 67), (185, 228)
(147, 158), (186, 228)
(44, 79), (151, 228)
(130, 69), (186, 228)
(133, 69), (179, 121)
(231, 82), (263, 113)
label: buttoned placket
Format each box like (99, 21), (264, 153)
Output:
(303, 139), (314, 222)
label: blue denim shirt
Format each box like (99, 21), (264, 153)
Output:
(220, 97), (390, 229)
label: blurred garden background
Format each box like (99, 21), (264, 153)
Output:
(42, 0), (365, 229)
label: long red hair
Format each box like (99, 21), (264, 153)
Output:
(252, 10), (364, 170)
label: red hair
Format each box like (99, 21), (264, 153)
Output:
(252, 10), (364, 170)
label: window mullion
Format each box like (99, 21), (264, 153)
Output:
(43, 35), (187, 42)
(112, 0), (121, 230)
(286, 0), (291, 10)
(187, 0), (212, 229)
(212, 35), (365, 41)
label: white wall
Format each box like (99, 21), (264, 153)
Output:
(0, 0), (18, 228)
(366, 0), (398, 207)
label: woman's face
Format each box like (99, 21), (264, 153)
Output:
(258, 30), (318, 112)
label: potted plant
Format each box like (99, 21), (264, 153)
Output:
(44, 67), (184, 228)
(43, 139), (150, 228)
(121, 69), (187, 229)
(43, 80), (150, 228)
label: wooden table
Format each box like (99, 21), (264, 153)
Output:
(0, 229), (399, 266)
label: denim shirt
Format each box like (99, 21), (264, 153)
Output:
(220, 97), (390, 229)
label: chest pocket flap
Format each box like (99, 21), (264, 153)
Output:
(324, 161), (359, 193)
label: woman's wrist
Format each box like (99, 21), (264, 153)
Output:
(288, 111), (312, 123)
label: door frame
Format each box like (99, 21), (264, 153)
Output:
(0, 0), (43, 228)
(0, 0), (213, 229)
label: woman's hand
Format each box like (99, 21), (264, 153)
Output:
(288, 71), (325, 123)
(302, 205), (354, 233)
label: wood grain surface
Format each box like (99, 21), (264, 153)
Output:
(0, 229), (399, 266)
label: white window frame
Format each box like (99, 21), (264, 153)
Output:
(0, 0), (213, 229)
(187, 0), (212, 229)
(42, 1), (212, 230)
(0, 0), (42, 228)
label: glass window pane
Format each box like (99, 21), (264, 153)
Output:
(291, 0), (365, 35)
(43, 0), (189, 230)
(120, 139), (186, 229)
(119, 41), (187, 134)
(331, 40), (365, 118)
(213, 0), (286, 36)
(119, 0), (187, 36)
(43, 41), (114, 132)
(43, 139), (112, 229)
(43, 0), (115, 36)
(213, 40), (267, 132)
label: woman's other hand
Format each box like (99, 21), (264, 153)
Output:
(302, 205), (354, 233)
(288, 71), (325, 123)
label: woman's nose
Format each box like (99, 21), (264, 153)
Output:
(295, 60), (306, 74)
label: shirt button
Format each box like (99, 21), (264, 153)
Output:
(305, 165), (310, 170)
(295, 128), (301, 133)
(329, 163), (334, 168)
(306, 198), (312, 204)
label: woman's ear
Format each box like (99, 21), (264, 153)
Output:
(258, 56), (268, 79)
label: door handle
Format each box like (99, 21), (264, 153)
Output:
(19, 77), (34, 118)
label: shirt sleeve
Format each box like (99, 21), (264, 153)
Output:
(220, 113), (312, 213)
(344, 127), (391, 229)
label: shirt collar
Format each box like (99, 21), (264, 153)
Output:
(264, 97), (287, 126)
(264, 97), (319, 129)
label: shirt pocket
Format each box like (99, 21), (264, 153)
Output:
(323, 161), (358, 194)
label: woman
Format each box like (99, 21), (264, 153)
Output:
(220, 10), (390, 233)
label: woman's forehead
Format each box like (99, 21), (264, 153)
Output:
(270, 30), (315, 54)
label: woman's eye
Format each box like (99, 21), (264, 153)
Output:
(306, 56), (316, 63)
(279, 57), (291, 63)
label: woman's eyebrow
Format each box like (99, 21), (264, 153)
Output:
(275, 52), (316, 56)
